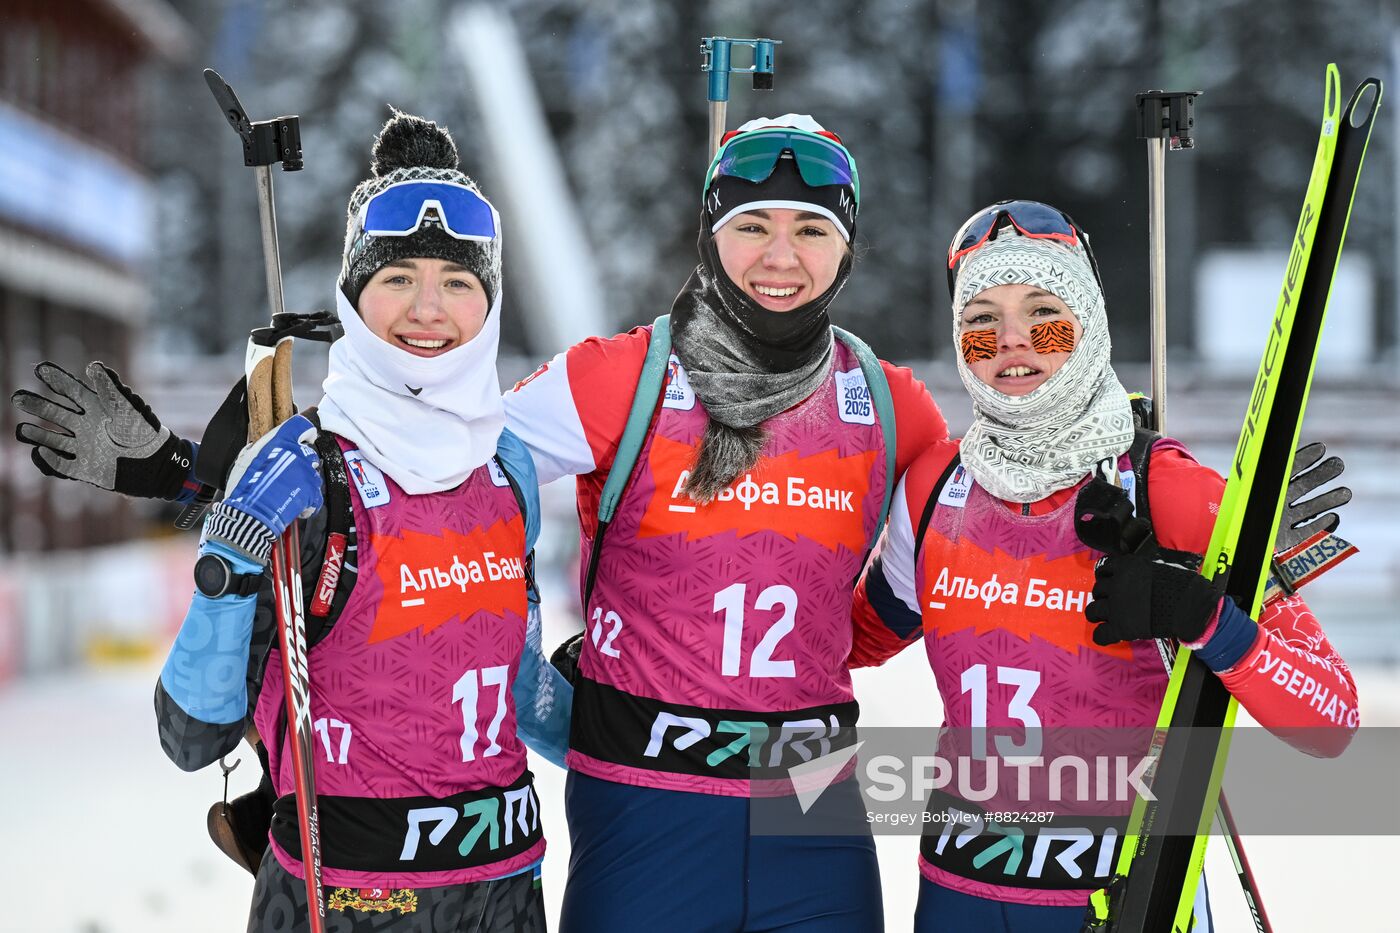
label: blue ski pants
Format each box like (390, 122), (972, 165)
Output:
(559, 771), (883, 932)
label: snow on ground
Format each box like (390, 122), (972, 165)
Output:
(2, 642), (1398, 932)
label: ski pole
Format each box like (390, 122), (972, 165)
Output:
(1134, 90), (1198, 430)
(1134, 88), (1275, 933)
(1215, 793), (1274, 933)
(700, 36), (780, 159)
(205, 68), (327, 933)
(174, 74), (305, 529)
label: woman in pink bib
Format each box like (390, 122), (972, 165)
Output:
(851, 200), (1359, 932)
(10, 112), (573, 933)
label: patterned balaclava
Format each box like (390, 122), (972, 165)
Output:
(951, 228), (1134, 503)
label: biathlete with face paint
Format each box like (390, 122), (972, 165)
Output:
(849, 201), (1360, 933)
(502, 115), (947, 932)
(11, 113), (574, 933)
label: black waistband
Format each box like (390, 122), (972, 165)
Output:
(570, 674), (860, 780)
(271, 769), (541, 873)
(918, 789), (1125, 891)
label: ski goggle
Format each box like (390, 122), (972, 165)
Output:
(946, 200), (1101, 298)
(705, 129), (861, 205)
(360, 180), (498, 241)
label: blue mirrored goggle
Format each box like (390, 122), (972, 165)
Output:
(360, 180), (497, 241)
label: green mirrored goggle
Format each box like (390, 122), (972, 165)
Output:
(704, 129), (861, 205)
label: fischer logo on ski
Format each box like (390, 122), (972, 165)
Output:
(1234, 202), (1312, 482)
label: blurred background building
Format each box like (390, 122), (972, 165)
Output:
(0, 0), (191, 554)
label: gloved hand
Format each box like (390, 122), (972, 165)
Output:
(549, 632), (584, 686)
(11, 361), (193, 500)
(1073, 472), (1150, 555)
(193, 376), (251, 491)
(1275, 441), (1351, 551)
(202, 415), (323, 564)
(1085, 552), (1223, 646)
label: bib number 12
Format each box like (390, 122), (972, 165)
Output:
(714, 582), (797, 678)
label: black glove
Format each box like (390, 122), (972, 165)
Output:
(549, 632), (584, 686)
(11, 361), (193, 500)
(194, 376), (251, 491)
(1086, 553), (1222, 646)
(1073, 473), (1151, 555)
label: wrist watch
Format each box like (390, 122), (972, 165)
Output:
(194, 552), (264, 598)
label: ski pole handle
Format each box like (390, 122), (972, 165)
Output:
(204, 68), (303, 172)
(246, 341), (277, 442)
(273, 336), (296, 423)
(204, 68), (303, 365)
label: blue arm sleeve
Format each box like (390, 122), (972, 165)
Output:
(158, 541), (264, 725)
(512, 603), (572, 769)
(1194, 597), (1261, 673)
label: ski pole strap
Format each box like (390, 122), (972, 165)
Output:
(251, 310), (341, 347)
(309, 427), (353, 629)
(1125, 427), (1159, 525)
(832, 326), (896, 556)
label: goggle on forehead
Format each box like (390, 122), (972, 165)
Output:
(946, 200), (1102, 299)
(704, 128), (861, 206)
(359, 180), (498, 241)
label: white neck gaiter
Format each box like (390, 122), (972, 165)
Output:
(317, 286), (505, 494)
(952, 236), (1134, 503)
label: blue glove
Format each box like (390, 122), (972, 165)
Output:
(201, 414), (322, 564)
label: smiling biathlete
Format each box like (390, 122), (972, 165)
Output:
(849, 201), (1360, 933)
(504, 115), (946, 932)
(11, 113), (572, 933)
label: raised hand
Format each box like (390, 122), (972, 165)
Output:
(11, 361), (193, 500)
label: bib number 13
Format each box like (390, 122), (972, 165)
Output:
(713, 583), (797, 678)
(960, 663), (1041, 760)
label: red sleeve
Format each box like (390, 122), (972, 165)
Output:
(1144, 444), (1225, 556)
(1148, 443), (1359, 756)
(1218, 595), (1360, 756)
(880, 361), (949, 476)
(849, 439), (961, 668)
(562, 326), (652, 475)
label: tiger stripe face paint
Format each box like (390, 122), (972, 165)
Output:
(959, 284), (1083, 397)
(1031, 318), (1076, 355)
(960, 329), (998, 365)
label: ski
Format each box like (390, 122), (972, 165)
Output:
(1084, 64), (1382, 933)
